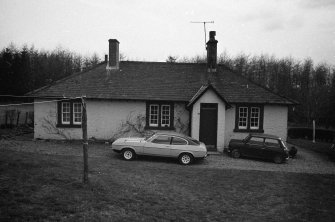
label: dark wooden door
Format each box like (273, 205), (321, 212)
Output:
(199, 103), (218, 151)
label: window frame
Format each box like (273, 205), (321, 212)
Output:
(149, 104), (159, 127)
(171, 136), (188, 145)
(73, 102), (82, 125)
(234, 104), (264, 133)
(61, 102), (71, 125)
(57, 99), (82, 128)
(145, 101), (174, 130)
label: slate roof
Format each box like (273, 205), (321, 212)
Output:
(29, 61), (294, 105)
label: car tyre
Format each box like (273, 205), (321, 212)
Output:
(231, 149), (241, 158)
(273, 155), (283, 164)
(122, 148), (135, 161)
(179, 153), (193, 165)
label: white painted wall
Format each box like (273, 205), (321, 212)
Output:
(34, 99), (189, 140)
(191, 89), (226, 152)
(263, 105), (288, 141)
(224, 104), (288, 147)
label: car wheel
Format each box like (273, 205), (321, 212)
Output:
(231, 149), (241, 158)
(122, 149), (135, 161)
(273, 155), (283, 164)
(179, 153), (193, 165)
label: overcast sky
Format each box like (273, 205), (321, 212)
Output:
(0, 0), (334, 65)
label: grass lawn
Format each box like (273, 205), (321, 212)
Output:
(1, 144), (335, 221)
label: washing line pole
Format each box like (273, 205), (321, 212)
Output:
(81, 96), (88, 183)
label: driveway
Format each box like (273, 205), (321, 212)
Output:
(195, 146), (335, 174)
(1, 139), (335, 174)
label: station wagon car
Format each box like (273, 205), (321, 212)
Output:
(228, 134), (297, 164)
(112, 132), (207, 165)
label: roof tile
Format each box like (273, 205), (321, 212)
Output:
(30, 61), (294, 105)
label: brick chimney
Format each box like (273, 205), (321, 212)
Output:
(206, 31), (218, 72)
(107, 39), (119, 70)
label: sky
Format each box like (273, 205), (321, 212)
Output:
(0, 0), (334, 65)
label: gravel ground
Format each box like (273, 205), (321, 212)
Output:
(196, 149), (335, 174)
(1, 139), (334, 174)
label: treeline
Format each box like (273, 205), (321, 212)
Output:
(169, 53), (335, 128)
(0, 44), (101, 95)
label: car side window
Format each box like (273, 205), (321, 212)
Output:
(265, 138), (280, 148)
(151, 135), (171, 144)
(171, 137), (188, 145)
(248, 137), (264, 144)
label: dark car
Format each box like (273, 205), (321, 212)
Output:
(228, 134), (297, 164)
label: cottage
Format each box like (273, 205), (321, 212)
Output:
(29, 31), (294, 152)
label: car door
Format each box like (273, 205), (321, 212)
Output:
(170, 136), (189, 157)
(143, 135), (172, 157)
(244, 136), (265, 158)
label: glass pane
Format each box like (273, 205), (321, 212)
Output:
(238, 107), (248, 129)
(62, 102), (70, 124)
(171, 137), (187, 145)
(249, 137), (264, 143)
(149, 104), (159, 126)
(161, 105), (170, 127)
(73, 102), (82, 124)
(265, 138), (280, 147)
(250, 107), (260, 129)
(151, 135), (171, 144)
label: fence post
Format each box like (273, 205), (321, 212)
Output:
(313, 120), (315, 143)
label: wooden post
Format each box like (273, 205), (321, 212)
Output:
(16, 111), (21, 126)
(25, 112), (28, 125)
(82, 97), (89, 183)
(313, 120), (315, 143)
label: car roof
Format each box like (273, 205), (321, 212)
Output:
(249, 133), (281, 140)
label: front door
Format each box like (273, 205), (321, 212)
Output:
(199, 103), (218, 151)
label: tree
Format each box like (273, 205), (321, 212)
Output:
(166, 55), (178, 63)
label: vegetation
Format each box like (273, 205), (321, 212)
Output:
(0, 44), (101, 95)
(1, 143), (335, 221)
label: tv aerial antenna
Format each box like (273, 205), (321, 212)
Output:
(190, 21), (214, 48)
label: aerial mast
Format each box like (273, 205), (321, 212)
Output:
(190, 21), (214, 49)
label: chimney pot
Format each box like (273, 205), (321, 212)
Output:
(209, 31), (216, 40)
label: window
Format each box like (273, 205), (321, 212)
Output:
(57, 100), (82, 127)
(238, 107), (248, 129)
(171, 137), (188, 145)
(249, 137), (264, 143)
(234, 104), (264, 132)
(250, 107), (260, 129)
(73, 102), (82, 125)
(149, 104), (159, 127)
(265, 138), (280, 148)
(161, 105), (170, 127)
(62, 102), (71, 124)
(151, 135), (171, 144)
(146, 102), (174, 129)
